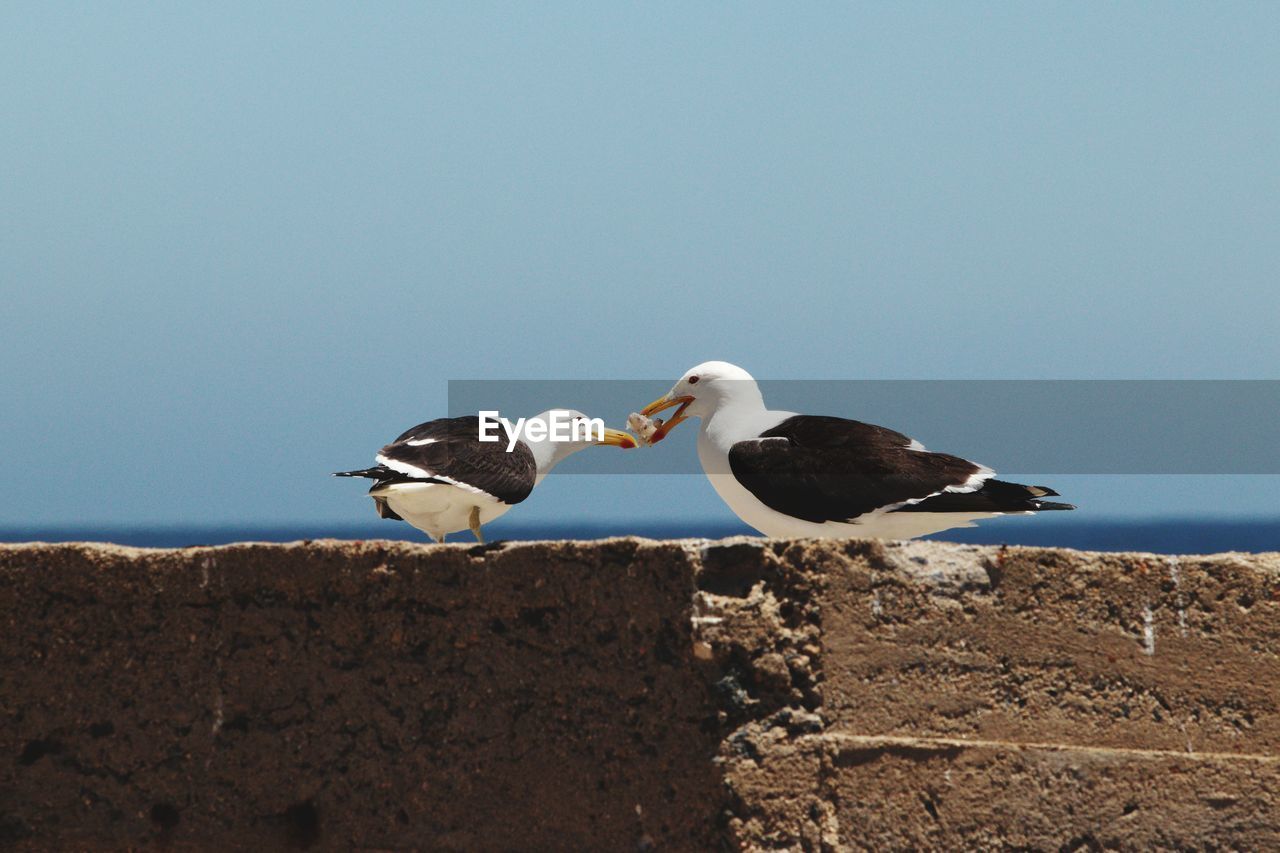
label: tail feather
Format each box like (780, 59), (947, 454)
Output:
(1031, 500), (1076, 511)
(336, 468), (406, 521)
(895, 479), (1075, 514)
(333, 465), (395, 479)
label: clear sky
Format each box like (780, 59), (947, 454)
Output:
(3, 3), (1278, 528)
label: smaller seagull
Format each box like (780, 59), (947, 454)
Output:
(335, 410), (636, 543)
(638, 361), (1075, 540)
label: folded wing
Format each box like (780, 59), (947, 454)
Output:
(727, 415), (989, 523)
(373, 415), (538, 506)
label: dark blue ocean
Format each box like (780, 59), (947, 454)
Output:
(3, 518), (1277, 555)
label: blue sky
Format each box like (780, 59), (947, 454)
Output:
(2, 3), (1278, 528)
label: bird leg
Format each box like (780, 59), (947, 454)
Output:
(469, 506), (484, 544)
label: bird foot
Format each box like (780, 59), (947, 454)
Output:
(467, 540), (509, 558)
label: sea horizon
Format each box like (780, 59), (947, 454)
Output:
(3, 516), (1278, 556)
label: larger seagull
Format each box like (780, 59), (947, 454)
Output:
(638, 361), (1074, 539)
(335, 410), (636, 542)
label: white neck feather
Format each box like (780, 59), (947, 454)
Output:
(701, 398), (790, 451)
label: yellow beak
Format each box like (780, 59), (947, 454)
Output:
(640, 394), (695, 444)
(598, 427), (638, 449)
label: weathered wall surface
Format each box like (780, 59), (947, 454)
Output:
(2, 538), (1278, 850)
(1, 540), (726, 850)
(704, 540), (1280, 849)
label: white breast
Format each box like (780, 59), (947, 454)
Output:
(374, 482), (511, 540)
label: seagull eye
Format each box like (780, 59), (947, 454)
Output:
(688, 375), (699, 385)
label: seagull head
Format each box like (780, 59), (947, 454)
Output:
(524, 408), (637, 475)
(640, 361), (763, 442)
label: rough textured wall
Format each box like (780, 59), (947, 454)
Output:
(0, 540), (724, 850)
(703, 540), (1280, 849)
(2, 538), (1278, 850)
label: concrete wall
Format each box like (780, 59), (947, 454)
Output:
(2, 538), (1278, 849)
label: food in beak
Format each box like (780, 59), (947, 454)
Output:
(637, 393), (694, 444)
(627, 412), (664, 446)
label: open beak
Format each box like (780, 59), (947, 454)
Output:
(598, 427), (638, 449)
(640, 394), (695, 443)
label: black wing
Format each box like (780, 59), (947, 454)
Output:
(374, 415), (537, 505)
(727, 415), (988, 523)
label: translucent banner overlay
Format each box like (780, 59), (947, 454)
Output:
(447, 380), (1280, 475)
